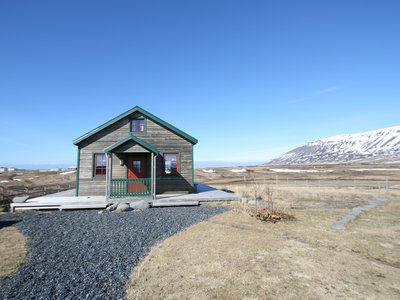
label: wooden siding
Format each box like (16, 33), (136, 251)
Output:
(114, 141), (149, 153)
(77, 112), (194, 196)
(112, 154), (125, 179)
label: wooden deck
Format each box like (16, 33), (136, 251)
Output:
(10, 183), (238, 212)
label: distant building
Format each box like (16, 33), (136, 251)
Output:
(8, 167), (15, 172)
(0, 167), (8, 173)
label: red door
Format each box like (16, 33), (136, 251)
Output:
(128, 156), (146, 193)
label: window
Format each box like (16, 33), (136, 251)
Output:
(132, 160), (141, 174)
(94, 154), (107, 177)
(131, 119), (145, 132)
(164, 153), (179, 176)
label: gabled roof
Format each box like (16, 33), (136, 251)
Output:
(72, 106), (198, 145)
(104, 136), (158, 154)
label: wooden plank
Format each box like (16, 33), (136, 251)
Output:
(11, 203), (60, 212)
(151, 201), (199, 207)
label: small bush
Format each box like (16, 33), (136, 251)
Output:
(234, 203), (295, 223)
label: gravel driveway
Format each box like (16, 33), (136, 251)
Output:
(0, 206), (228, 299)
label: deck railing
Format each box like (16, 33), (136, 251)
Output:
(110, 178), (151, 197)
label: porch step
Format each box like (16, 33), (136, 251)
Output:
(109, 197), (151, 203)
(11, 200), (107, 212)
(11, 203), (61, 212)
(151, 200), (199, 207)
(58, 203), (108, 210)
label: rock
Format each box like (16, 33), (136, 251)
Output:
(115, 203), (132, 212)
(129, 200), (150, 210)
(106, 203), (119, 211)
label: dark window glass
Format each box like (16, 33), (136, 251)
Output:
(132, 160), (141, 173)
(164, 153), (178, 175)
(131, 119), (144, 132)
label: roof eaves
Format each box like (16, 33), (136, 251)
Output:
(73, 106), (140, 145)
(135, 106), (198, 144)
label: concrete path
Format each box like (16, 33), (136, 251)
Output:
(156, 183), (239, 202)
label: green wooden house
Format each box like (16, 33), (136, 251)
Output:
(73, 106), (197, 200)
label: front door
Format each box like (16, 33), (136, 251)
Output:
(128, 156), (147, 193)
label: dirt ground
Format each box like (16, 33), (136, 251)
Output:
(126, 165), (400, 299)
(0, 223), (27, 280)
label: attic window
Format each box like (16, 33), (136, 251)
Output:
(131, 119), (145, 132)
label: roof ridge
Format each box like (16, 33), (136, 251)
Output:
(73, 105), (198, 145)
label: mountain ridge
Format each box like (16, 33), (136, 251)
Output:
(267, 126), (400, 165)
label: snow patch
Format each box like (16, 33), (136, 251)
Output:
(202, 169), (216, 173)
(59, 171), (76, 175)
(269, 168), (332, 173)
(229, 169), (247, 173)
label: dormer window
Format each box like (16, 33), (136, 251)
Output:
(131, 119), (145, 132)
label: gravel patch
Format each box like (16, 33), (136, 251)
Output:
(333, 198), (391, 230)
(0, 206), (228, 299)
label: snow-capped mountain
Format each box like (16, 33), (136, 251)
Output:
(268, 126), (400, 165)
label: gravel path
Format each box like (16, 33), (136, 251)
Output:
(0, 206), (228, 299)
(333, 198), (391, 230)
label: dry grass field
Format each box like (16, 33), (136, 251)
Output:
(126, 164), (400, 299)
(1, 165), (399, 298)
(0, 170), (76, 188)
(0, 170), (76, 207)
(0, 223), (27, 280)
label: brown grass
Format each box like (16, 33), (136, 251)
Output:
(126, 201), (400, 299)
(0, 226), (27, 280)
(126, 165), (400, 299)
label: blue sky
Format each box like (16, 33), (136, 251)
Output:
(0, 0), (399, 168)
